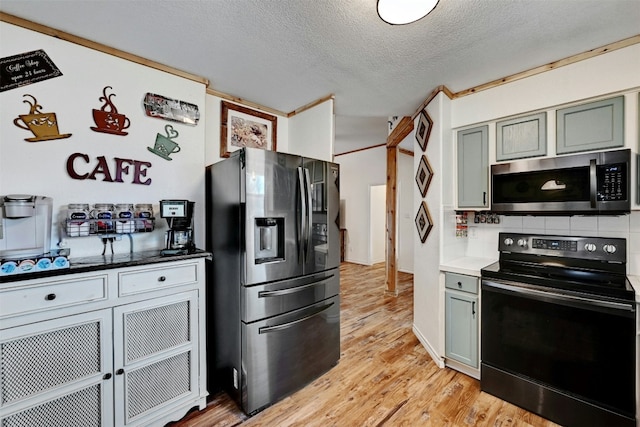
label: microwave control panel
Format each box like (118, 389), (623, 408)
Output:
(597, 163), (626, 201)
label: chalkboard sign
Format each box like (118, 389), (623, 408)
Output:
(1, 49), (62, 92)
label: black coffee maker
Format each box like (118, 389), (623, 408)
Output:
(159, 199), (195, 255)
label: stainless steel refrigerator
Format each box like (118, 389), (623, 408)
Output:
(205, 147), (340, 415)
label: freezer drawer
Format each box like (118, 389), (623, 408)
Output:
(242, 268), (339, 323)
(241, 295), (340, 415)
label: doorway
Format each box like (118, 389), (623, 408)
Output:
(369, 184), (386, 265)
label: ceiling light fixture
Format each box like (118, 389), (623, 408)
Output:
(377, 0), (439, 25)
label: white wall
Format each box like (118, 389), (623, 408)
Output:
(397, 152), (414, 273)
(413, 92), (450, 363)
(0, 22), (207, 257)
(288, 99), (334, 162)
(336, 146), (414, 267)
(335, 146), (386, 265)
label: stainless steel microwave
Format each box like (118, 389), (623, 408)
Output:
(491, 149), (631, 215)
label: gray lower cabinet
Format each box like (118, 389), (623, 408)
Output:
(444, 272), (478, 369)
(496, 112), (546, 161)
(457, 125), (488, 208)
(556, 95), (624, 154)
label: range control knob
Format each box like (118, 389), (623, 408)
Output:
(517, 238), (528, 248)
(503, 238), (514, 246)
(584, 243), (597, 252)
(603, 244), (617, 254)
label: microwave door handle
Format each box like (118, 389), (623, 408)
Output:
(589, 158), (597, 208)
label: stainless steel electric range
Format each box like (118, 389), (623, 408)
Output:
(481, 233), (637, 427)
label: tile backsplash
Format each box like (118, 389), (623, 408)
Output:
(443, 209), (640, 276)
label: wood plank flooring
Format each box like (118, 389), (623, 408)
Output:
(170, 262), (559, 427)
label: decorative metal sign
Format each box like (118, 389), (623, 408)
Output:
(1, 49), (62, 92)
(13, 94), (71, 142)
(148, 124), (181, 161)
(143, 92), (199, 125)
(91, 86), (131, 135)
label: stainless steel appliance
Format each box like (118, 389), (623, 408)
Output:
(491, 148), (631, 215)
(481, 233), (637, 427)
(159, 199), (195, 255)
(0, 195), (52, 259)
(205, 148), (340, 415)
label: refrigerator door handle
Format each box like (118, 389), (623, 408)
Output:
(258, 274), (336, 297)
(297, 167), (306, 262)
(258, 302), (335, 334)
(303, 167), (312, 258)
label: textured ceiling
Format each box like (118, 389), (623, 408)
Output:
(1, 0), (639, 154)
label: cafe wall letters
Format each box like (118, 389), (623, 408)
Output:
(90, 86), (131, 135)
(13, 94), (72, 142)
(1, 49), (62, 92)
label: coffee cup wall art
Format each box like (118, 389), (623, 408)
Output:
(91, 86), (130, 135)
(13, 94), (72, 142)
(148, 124), (181, 161)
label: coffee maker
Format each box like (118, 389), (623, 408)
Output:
(0, 195), (53, 259)
(159, 199), (195, 255)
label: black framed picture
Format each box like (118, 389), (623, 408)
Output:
(415, 201), (433, 243)
(415, 155), (434, 198)
(415, 110), (433, 152)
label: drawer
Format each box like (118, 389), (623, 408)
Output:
(444, 272), (478, 294)
(0, 275), (108, 318)
(119, 262), (198, 296)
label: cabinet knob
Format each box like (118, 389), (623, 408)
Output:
(158, 276), (166, 282)
(103, 373), (112, 380)
(116, 368), (125, 375)
(457, 282), (462, 288)
(45, 293), (57, 301)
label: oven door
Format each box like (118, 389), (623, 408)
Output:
(481, 279), (636, 426)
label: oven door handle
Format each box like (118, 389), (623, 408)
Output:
(482, 280), (636, 315)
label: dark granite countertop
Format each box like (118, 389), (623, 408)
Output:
(0, 249), (211, 284)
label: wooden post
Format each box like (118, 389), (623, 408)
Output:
(385, 117), (413, 295)
(385, 145), (398, 295)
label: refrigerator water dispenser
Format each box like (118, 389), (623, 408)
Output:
(254, 217), (284, 263)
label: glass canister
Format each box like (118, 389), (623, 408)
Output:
(135, 204), (154, 231)
(91, 203), (114, 233)
(115, 203), (135, 233)
(66, 203), (90, 236)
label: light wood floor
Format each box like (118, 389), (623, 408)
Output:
(170, 262), (559, 427)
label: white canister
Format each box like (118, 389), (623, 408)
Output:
(66, 203), (90, 236)
(115, 203), (135, 233)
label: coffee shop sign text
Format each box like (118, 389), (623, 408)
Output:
(66, 153), (152, 185)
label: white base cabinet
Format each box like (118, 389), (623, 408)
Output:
(0, 256), (207, 427)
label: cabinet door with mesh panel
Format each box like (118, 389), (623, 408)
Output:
(113, 291), (199, 426)
(0, 309), (113, 427)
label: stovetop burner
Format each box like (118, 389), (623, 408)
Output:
(481, 233), (634, 302)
